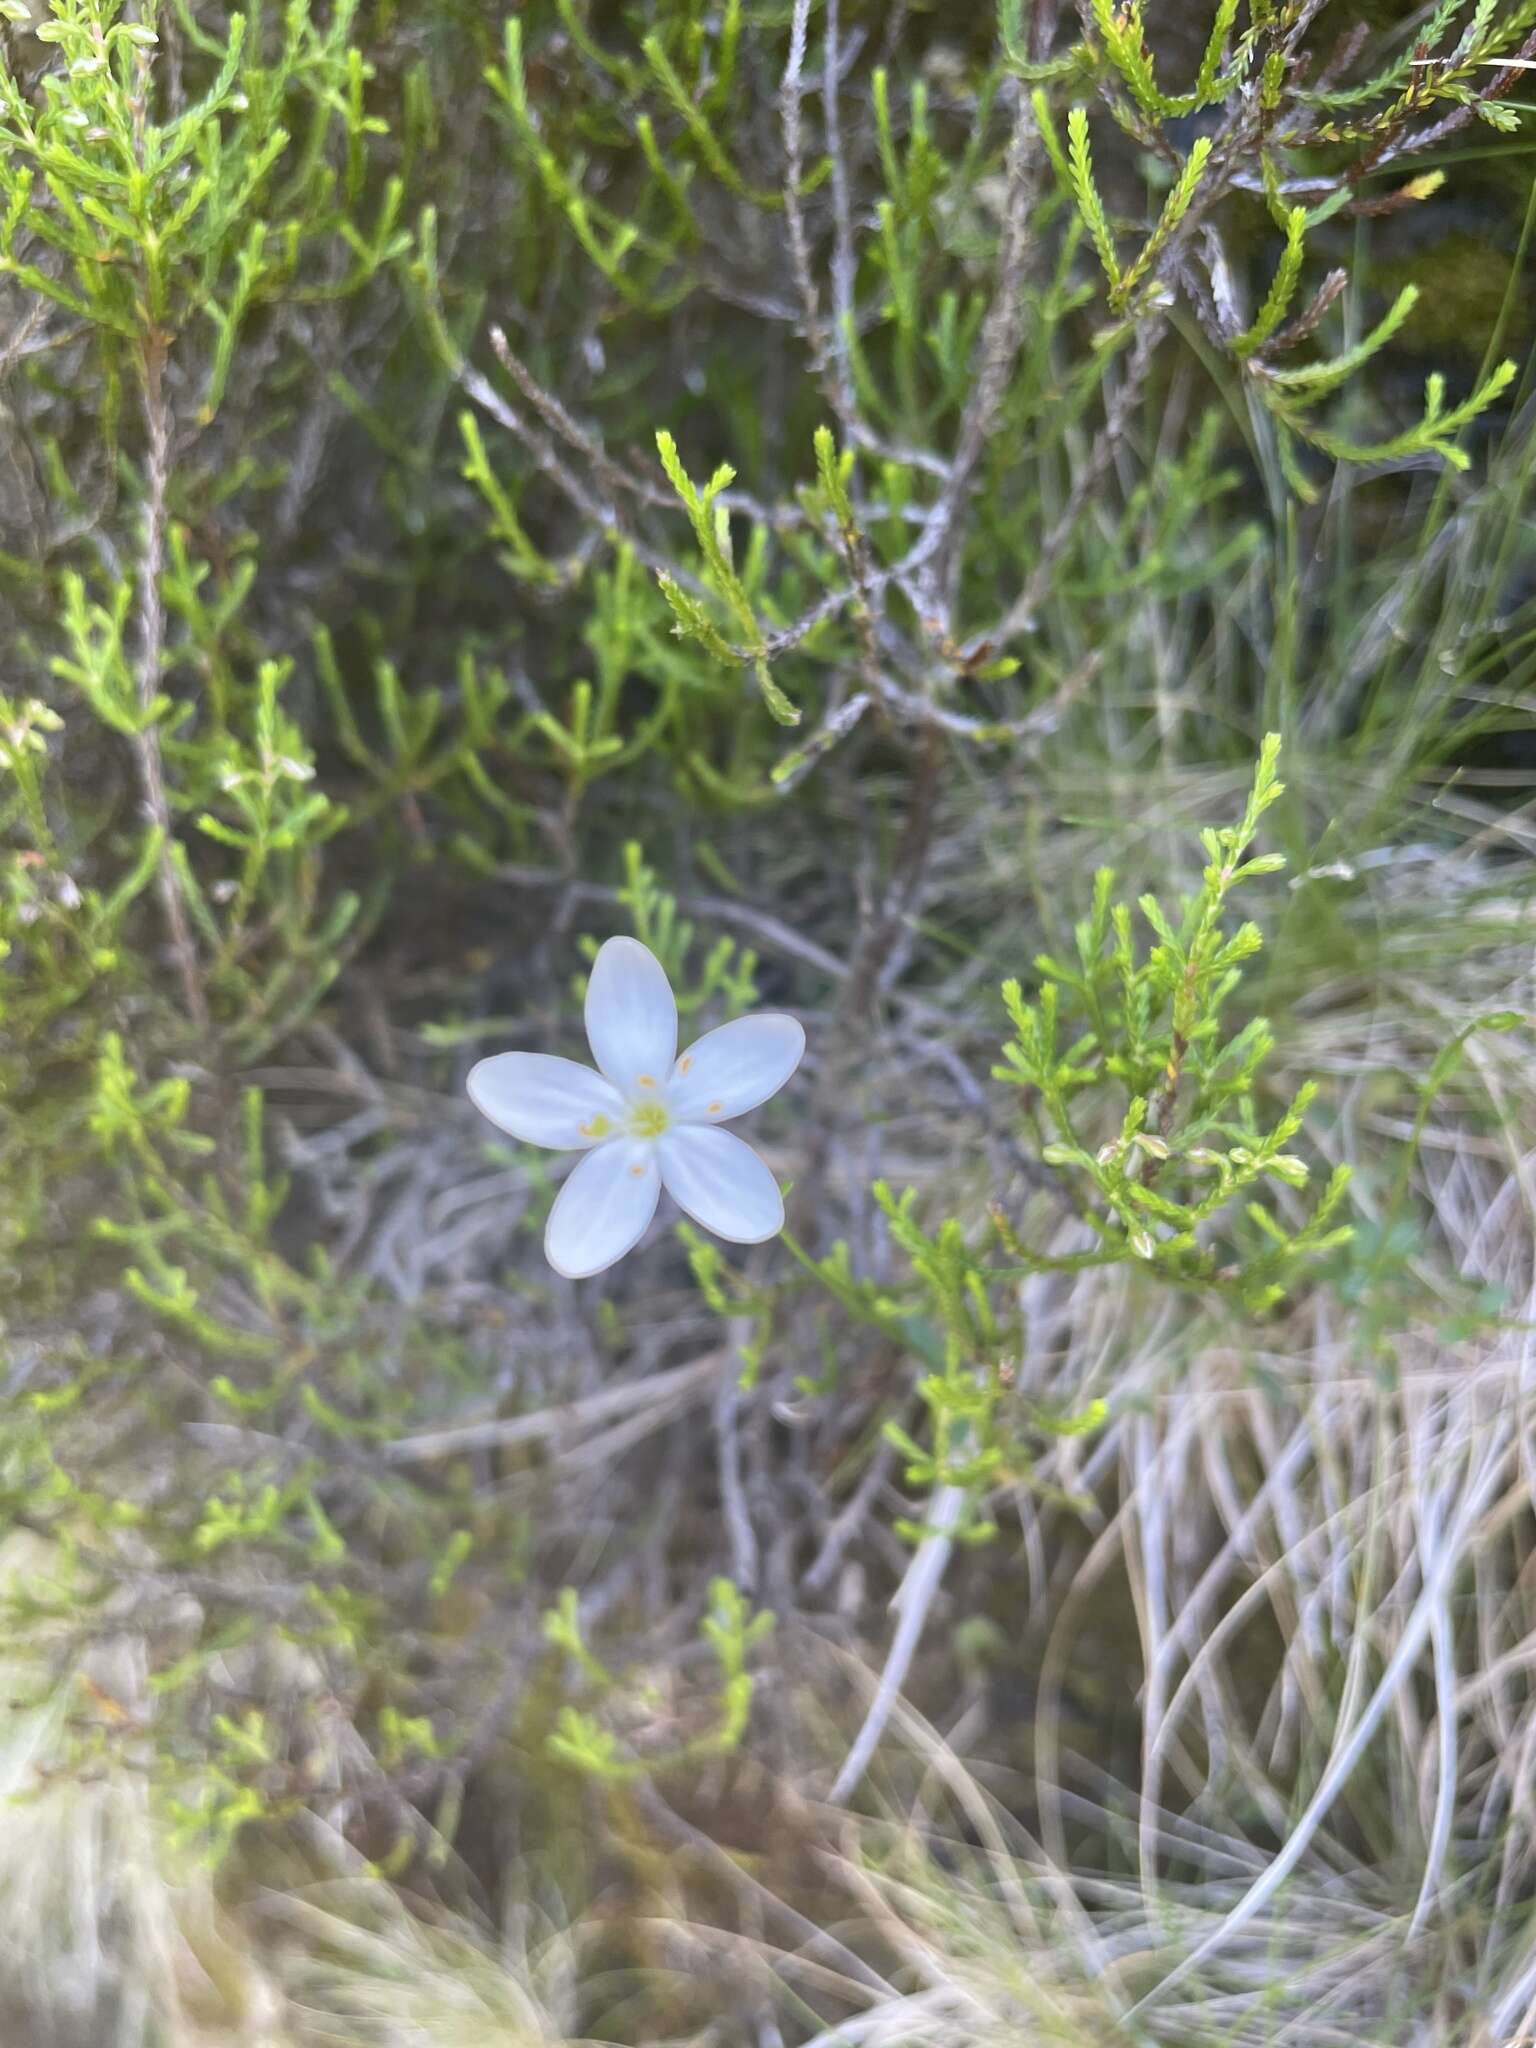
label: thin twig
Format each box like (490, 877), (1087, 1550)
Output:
(781, 0), (832, 394)
(134, 335), (209, 1033)
(820, 0), (859, 430)
(919, 88), (1042, 625)
(383, 1349), (725, 1464)
(972, 319), (1164, 650)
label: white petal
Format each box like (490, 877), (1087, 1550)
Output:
(667, 1013), (805, 1124)
(545, 1141), (661, 1278)
(467, 1053), (625, 1149)
(657, 1126), (784, 1244)
(585, 937), (678, 1097)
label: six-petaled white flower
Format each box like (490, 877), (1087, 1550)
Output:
(468, 937), (804, 1279)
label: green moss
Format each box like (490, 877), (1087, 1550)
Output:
(1377, 232), (1533, 358)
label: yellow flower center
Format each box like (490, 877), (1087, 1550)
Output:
(628, 1099), (670, 1139)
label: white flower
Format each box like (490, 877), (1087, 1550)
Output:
(467, 937), (804, 1280)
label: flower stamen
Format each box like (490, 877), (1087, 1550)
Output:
(628, 1099), (670, 1139)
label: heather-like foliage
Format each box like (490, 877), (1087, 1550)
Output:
(1, 3), (1534, 2042)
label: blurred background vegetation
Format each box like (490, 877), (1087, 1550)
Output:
(1, 1), (1535, 2042)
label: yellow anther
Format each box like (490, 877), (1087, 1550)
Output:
(707, 1100), (724, 1115)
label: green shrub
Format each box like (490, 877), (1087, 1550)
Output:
(1, 3), (1534, 2040)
